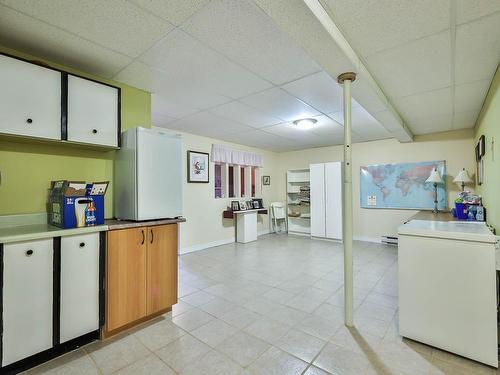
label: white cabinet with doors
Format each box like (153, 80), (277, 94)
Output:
(67, 75), (119, 147)
(0, 54), (61, 140)
(60, 233), (100, 343)
(2, 238), (53, 366)
(310, 162), (343, 240)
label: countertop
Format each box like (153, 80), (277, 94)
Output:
(398, 219), (497, 243)
(406, 211), (458, 222)
(0, 213), (185, 244)
(105, 217), (186, 230)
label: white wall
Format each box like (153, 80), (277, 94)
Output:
(152, 127), (281, 253)
(276, 130), (475, 241)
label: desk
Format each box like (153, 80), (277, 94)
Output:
(398, 219), (498, 367)
(222, 209), (268, 243)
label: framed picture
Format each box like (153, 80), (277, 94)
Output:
(247, 201), (254, 209)
(239, 201), (247, 210)
(475, 143), (480, 162)
(187, 151), (209, 183)
(262, 175), (270, 185)
(253, 201), (260, 209)
(231, 201), (240, 211)
(478, 135), (485, 159)
(252, 198), (263, 208)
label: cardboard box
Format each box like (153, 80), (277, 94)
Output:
(49, 180), (108, 229)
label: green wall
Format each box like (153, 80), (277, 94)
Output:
(0, 46), (151, 217)
(475, 66), (500, 232)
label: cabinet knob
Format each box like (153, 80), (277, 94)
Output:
(92, 129), (98, 134)
(79, 242), (85, 248)
(26, 118), (33, 124)
(26, 249), (34, 256)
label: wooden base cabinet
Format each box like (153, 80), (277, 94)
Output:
(105, 224), (178, 336)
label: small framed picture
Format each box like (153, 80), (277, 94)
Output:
(253, 201), (260, 209)
(262, 175), (270, 185)
(187, 151), (209, 183)
(252, 198), (263, 208)
(231, 201), (240, 211)
(239, 201), (247, 210)
(247, 201), (254, 209)
(478, 135), (485, 159)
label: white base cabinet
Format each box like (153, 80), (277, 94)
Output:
(60, 233), (100, 343)
(236, 211), (258, 243)
(2, 239), (53, 366)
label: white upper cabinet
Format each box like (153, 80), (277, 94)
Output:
(67, 75), (119, 147)
(0, 54), (61, 140)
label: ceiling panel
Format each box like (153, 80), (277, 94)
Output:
(351, 78), (387, 113)
(453, 109), (481, 129)
(329, 107), (389, 137)
(182, 0), (321, 85)
(221, 129), (302, 152)
(0, 0), (174, 58)
(456, 0), (500, 24)
(240, 87), (321, 122)
(454, 79), (491, 113)
(407, 114), (452, 135)
(281, 71), (344, 113)
(208, 101), (282, 129)
(366, 31), (451, 99)
(139, 29), (271, 99)
(371, 110), (405, 132)
(393, 88), (452, 124)
(263, 122), (325, 144)
(130, 0), (210, 26)
(455, 12), (500, 84)
(167, 111), (253, 135)
(0, 5), (132, 78)
(319, 0), (450, 57)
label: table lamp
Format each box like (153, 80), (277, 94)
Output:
(453, 168), (472, 191)
(426, 168), (443, 213)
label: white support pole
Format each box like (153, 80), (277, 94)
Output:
(338, 72), (356, 327)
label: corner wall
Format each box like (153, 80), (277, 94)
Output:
(276, 130), (475, 241)
(474, 66), (500, 232)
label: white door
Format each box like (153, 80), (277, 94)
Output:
(137, 128), (182, 220)
(0, 55), (61, 140)
(310, 163), (326, 238)
(67, 75), (118, 147)
(2, 239), (53, 366)
(325, 162), (343, 240)
(60, 233), (100, 343)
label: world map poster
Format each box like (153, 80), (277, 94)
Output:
(360, 160), (446, 210)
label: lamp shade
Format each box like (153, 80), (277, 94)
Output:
(426, 168), (443, 184)
(453, 168), (472, 183)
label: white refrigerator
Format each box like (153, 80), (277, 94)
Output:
(114, 127), (183, 221)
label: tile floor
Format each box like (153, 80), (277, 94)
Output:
(25, 234), (498, 374)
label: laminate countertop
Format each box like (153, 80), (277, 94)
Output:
(105, 217), (186, 230)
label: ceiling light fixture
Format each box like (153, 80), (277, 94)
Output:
(293, 118), (317, 130)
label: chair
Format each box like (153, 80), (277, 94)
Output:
(270, 202), (288, 234)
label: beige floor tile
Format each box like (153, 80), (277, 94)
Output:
(262, 287), (295, 304)
(172, 308), (215, 331)
(86, 334), (150, 375)
(285, 294), (324, 313)
(180, 350), (243, 375)
(303, 365), (332, 375)
(275, 329), (326, 362)
(247, 346), (308, 375)
(266, 304), (308, 326)
(134, 319), (186, 351)
(244, 317), (291, 344)
(329, 325), (382, 354)
(115, 354), (175, 375)
(432, 348), (495, 375)
(181, 290), (216, 306)
(220, 306), (263, 329)
(198, 297), (237, 317)
(155, 334), (212, 372)
(190, 319), (238, 347)
(313, 343), (371, 375)
(296, 314), (343, 341)
(216, 331), (270, 367)
(27, 349), (98, 375)
(171, 300), (195, 317)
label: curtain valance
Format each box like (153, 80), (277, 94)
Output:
(211, 144), (263, 167)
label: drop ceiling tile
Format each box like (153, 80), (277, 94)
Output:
(167, 111), (253, 136)
(263, 122), (325, 144)
(456, 0), (500, 24)
(0, 5), (132, 78)
(407, 114), (452, 135)
(1, 0), (174, 58)
(371, 110), (404, 132)
(352, 131), (391, 143)
(221, 129), (302, 152)
(130, 0), (210, 26)
(281, 71), (343, 113)
(453, 109), (481, 130)
(329, 107), (389, 137)
(454, 79), (491, 113)
(310, 115), (345, 137)
(240, 87), (321, 122)
(152, 112), (177, 127)
(455, 12), (500, 84)
(391, 129), (413, 143)
(139, 29), (271, 98)
(182, 0), (321, 85)
(366, 31), (451, 99)
(320, 0), (450, 57)
(208, 101), (282, 129)
(351, 78), (388, 113)
(393, 88), (452, 122)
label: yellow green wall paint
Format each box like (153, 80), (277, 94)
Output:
(475, 66), (500, 232)
(0, 46), (151, 217)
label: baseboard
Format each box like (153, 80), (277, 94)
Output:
(181, 229), (271, 254)
(353, 235), (382, 244)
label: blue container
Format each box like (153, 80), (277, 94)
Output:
(455, 202), (468, 220)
